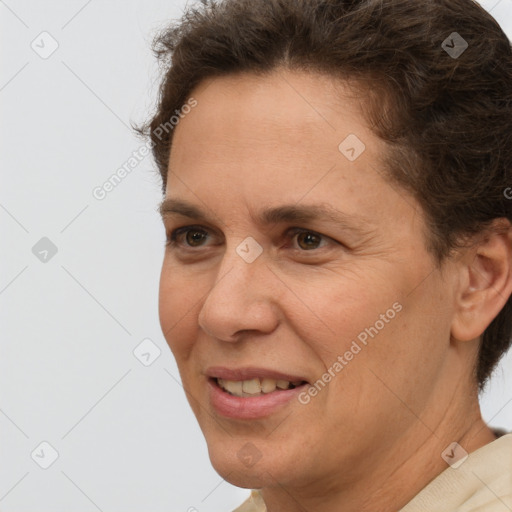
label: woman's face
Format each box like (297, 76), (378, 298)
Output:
(159, 70), (459, 491)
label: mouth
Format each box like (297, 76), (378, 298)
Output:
(212, 376), (308, 397)
(205, 368), (310, 419)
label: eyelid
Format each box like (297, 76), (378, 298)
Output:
(285, 227), (335, 250)
(166, 224), (218, 247)
(166, 224), (337, 251)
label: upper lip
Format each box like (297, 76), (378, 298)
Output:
(205, 366), (309, 383)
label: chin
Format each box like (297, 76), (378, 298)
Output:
(206, 439), (298, 489)
(215, 464), (269, 489)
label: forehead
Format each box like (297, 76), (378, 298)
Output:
(172, 69), (368, 148)
(168, 70), (379, 189)
(165, 70), (421, 239)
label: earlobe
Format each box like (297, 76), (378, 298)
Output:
(451, 218), (512, 343)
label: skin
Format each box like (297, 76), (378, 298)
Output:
(158, 69), (512, 512)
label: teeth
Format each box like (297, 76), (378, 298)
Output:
(261, 378), (277, 393)
(217, 377), (303, 397)
(220, 379), (242, 396)
(242, 378), (261, 395)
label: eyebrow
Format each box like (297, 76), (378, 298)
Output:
(158, 198), (375, 237)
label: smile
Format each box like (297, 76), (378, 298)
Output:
(207, 371), (310, 419)
(216, 377), (307, 397)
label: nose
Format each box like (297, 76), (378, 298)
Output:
(197, 245), (280, 343)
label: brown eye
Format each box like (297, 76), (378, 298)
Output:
(296, 231), (322, 250)
(166, 226), (211, 248)
(185, 229), (208, 247)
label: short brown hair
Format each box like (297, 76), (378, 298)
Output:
(138, 0), (512, 389)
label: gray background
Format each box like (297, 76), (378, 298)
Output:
(1, 0), (511, 510)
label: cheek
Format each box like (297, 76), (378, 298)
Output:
(294, 270), (421, 397)
(292, 273), (399, 364)
(332, 281), (452, 417)
(158, 263), (201, 357)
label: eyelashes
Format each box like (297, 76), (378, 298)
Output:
(166, 225), (209, 248)
(165, 225), (334, 252)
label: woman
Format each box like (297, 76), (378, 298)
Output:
(139, 0), (512, 510)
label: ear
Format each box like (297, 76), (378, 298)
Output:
(451, 218), (512, 342)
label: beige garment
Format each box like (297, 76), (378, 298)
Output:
(233, 489), (267, 512)
(233, 432), (512, 512)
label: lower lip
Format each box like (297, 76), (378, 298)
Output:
(207, 378), (308, 420)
